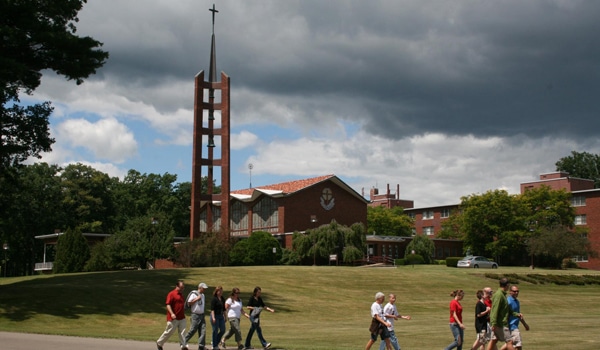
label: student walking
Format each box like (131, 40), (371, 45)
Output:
(378, 293), (411, 350)
(365, 292), (392, 350)
(184, 282), (208, 350)
(245, 286), (275, 349)
(221, 287), (250, 350)
(156, 280), (188, 350)
(211, 286), (226, 350)
(444, 289), (465, 350)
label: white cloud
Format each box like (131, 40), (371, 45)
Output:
(55, 118), (137, 163)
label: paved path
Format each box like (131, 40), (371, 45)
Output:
(1, 332), (281, 350)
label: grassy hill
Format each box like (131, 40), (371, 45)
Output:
(1, 265), (599, 350)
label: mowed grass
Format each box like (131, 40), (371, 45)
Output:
(1, 265), (600, 350)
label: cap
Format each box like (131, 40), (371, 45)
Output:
(198, 282), (208, 289)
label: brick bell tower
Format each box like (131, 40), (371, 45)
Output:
(190, 4), (230, 239)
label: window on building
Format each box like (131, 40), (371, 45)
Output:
(423, 226), (434, 235)
(571, 196), (586, 207)
(230, 201), (248, 234)
(573, 255), (588, 262)
(252, 197), (279, 233)
(411, 228), (416, 236)
(441, 208), (450, 218)
(407, 212), (415, 219)
(574, 215), (587, 225)
(423, 210), (434, 219)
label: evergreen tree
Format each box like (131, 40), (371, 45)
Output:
(53, 228), (90, 273)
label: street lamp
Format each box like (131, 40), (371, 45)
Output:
(3, 242), (9, 277)
(310, 215), (318, 266)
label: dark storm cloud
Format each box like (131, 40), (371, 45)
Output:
(79, 0), (600, 139)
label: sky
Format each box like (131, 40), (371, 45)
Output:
(27, 0), (600, 208)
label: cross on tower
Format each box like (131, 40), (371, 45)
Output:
(209, 4), (218, 33)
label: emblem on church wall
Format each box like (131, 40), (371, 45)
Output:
(320, 188), (335, 210)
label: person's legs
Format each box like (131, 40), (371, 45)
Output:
(245, 321), (257, 348)
(185, 314), (200, 344)
(444, 324), (461, 350)
(176, 319), (187, 348)
(197, 316), (207, 349)
(254, 321), (268, 346)
(157, 321), (176, 347)
(366, 332), (377, 350)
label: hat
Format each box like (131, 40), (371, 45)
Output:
(198, 282), (208, 289)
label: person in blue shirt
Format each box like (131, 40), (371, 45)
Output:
(505, 286), (530, 350)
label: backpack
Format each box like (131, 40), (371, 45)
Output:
(185, 290), (199, 311)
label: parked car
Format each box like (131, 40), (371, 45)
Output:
(457, 256), (498, 269)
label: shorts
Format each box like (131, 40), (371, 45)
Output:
(477, 329), (490, 344)
(492, 326), (512, 343)
(510, 328), (522, 347)
(370, 326), (390, 341)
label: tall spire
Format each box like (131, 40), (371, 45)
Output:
(209, 4), (218, 83)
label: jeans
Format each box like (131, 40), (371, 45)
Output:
(245, 317), (268, 348)
(184, 313), (206, 348)
(444, 323), (464, 350)
(211, 314), (226, 349)
(379, 329), (400, 350)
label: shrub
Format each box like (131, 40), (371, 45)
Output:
(446, 257), (462, 267)
(405, 254), (425, 265)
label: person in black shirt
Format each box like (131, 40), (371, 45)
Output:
(211, 286), (226, 350)
(244, 286), (275, 349)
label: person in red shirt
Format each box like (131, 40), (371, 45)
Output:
(157, 280), (188, 350)
(444, 289), (465, 350)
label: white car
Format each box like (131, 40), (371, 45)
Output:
(457, 256), (498, 269)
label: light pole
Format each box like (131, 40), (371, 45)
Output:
(3, 242), (9, 277)
(310, 215), (318, 266)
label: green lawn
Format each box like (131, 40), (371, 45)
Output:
(1, 265), (599, 349)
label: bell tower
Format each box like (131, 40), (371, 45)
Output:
(190, 4), (230, 239)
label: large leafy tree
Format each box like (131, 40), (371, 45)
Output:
(1, 0), (108, 168)
(555, 151), (600, 188)
(59, 163), (116, 233)
(367, 206), (413, 236)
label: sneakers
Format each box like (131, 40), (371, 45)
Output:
(264, 343), (271, 349)
(156, 342), (163, 350)
(220, 339), (226, 349)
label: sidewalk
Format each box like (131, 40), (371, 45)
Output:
(0, 332), (280, 350)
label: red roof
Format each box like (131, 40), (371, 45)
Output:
(231, 174), (335, 196)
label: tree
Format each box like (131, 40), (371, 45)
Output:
(290, 221), (366, 265)
(229, 231), (282, 266)
(1, 0), (109, 168)
(59, 163), (115, 233)
(405, 234), (435, 264)
(556, 151), (600, 188)
(527, 225), (592, 269)
(367, 206), (413, 236)
(53, 227), (90, 273)
(458, 190), (524, 259)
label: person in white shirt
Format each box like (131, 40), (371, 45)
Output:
(221, 287), (250, 350)
(184, 283), (208, 350)
(379, 293), (411, 350)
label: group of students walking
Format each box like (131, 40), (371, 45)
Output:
(443, 277), (530, 350)
(366, 278), (529, 350)
(156, 280), (275, 350)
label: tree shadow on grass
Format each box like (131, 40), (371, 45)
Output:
(0, 269), (196, 322)
(0, 269), (295, 323)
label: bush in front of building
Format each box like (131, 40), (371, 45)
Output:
(445, 257), (462, 267)
(405, 254), (425, 265)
